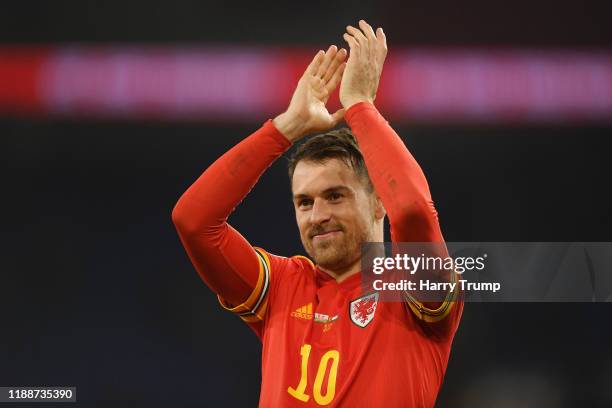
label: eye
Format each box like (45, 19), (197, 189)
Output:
(298, 198), (313, 208)
(328, 192), (343, 202)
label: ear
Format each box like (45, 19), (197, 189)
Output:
(372, 195), (386, 220)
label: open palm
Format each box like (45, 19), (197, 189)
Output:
(283, 46), (347, 138)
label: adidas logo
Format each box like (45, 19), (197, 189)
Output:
(291, 303), (313, 320)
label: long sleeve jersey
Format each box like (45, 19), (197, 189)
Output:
(172, 102), (462, 407)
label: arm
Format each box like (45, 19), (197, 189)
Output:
(340, 20), (442, 244)
(172, 46), (347, 320)
(346, 102), (456, 323)
(171, 121), (291, 309)
(341, 21), (459, 325)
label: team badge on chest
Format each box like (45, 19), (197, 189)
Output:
(349, 292), (379, 328)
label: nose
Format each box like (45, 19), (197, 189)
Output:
(310, 198), (332, 225)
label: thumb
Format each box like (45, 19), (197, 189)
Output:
(331, 108), (345, 126)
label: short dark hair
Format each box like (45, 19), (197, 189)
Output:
(287, 128), (374, 192)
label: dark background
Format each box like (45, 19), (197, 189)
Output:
(2, 1), (612, 406)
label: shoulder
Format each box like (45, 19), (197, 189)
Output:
(254, 247), (315, 279)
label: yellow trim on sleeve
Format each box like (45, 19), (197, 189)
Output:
(217, 247), (271, 322)
(404, 269), (459, 323)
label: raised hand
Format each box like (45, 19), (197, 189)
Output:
(340, 20), (388, 110)
(274, 45), (347, 142)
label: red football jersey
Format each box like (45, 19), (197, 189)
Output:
(218, 248), (462, 407)
(173, 102), (463, 407)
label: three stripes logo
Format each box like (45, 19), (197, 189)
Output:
(291, 303), (313, 320)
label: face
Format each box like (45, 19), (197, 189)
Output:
(292, 158), (383, 274)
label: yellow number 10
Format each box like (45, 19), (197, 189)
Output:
(287, 344), (340, 405)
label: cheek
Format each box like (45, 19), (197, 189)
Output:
(295, 213), (308, 234)
(351, 205), (375, 233)
(337, 205), (365, 230)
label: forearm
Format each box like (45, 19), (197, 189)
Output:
(172, 119), (290, 233)
(172, 119), (291, 304)
(347, 102), (452, 313)
(345, 102), (444, 243)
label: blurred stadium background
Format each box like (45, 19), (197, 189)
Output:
(1, 0), (611, 406)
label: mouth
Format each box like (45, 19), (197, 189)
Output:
(311, 230), (342, 240)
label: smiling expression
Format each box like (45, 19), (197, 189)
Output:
(292, 158), (383, 274)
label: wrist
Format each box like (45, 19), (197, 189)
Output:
(273, 111), (308, 143)
(341, 96), (374, 110)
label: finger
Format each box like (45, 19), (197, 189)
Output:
(324, 62), (345, 94)
(316, 45), (338, 78)
(322, 48), (347, 83)
(306, 50), (325, 76)
(346, 25), (368, 45)
(359, 19), (376, 40)
(376, 27), (387, 51)
(331, 108), (346, 126)
(343, 33), (360, 51)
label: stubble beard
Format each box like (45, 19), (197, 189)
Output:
(302, 225), (371, 274)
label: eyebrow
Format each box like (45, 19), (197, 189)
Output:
(293, 185), (351, 200)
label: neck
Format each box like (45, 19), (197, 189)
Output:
(318, 256), (361, 283)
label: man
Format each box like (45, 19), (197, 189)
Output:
(172, 20), (462, 407)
